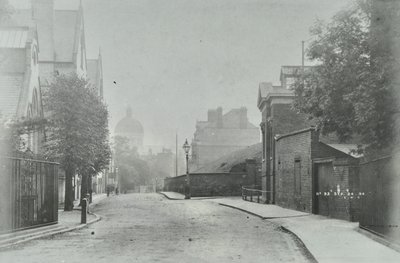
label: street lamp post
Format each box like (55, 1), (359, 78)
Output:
(182, 139), (191, 199)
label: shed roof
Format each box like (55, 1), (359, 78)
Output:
(326, 144), (363, 158)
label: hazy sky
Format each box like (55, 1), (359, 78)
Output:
(11, 0), (352, 150)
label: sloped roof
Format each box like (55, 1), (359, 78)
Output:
(54, 10), (78, 62)
(258, 82), (274, 98)
(3, 8), (81, 63)
(0, 27), (28, 48)
(0, 74), (24, 119)
(326, 144), (363, 158)
(257, 82), (293, 108)
(194, 143), (262, 173)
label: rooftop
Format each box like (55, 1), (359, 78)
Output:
(0, 73), (24, 119)
(326, 144), (363, 158)
(0, 27), (29, 48)
(194, 143), (262, 173)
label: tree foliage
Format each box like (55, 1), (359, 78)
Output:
(292, 0), (397, 152)
(43, 73), (111, 210)
(113, 135), (150, 192)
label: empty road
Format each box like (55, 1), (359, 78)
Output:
(0, 193), (313, 262)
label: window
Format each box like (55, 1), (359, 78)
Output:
(294, 159), (301, 195)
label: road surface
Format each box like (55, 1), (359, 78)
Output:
(0, 193), (312, 262)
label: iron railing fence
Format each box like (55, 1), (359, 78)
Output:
(242, 185), (271, 203)
(1, 156), (59, 232)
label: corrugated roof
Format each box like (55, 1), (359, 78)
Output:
(0, 28), (28, 48)
(0, 74), (24, 119)
(54, 10), (78, 62)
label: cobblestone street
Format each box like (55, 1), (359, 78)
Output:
(0, 194), (312, 263)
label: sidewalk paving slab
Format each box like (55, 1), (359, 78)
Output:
(159, 191), (185, 200)
(0, 193), (106, 249)
(159, 192), (400, 263)
(213, 197), (400, 263)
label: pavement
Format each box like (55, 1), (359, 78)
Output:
(0, 193), (107, 250)
(160, 191), (400, 263)
(0, 193), (314, 263)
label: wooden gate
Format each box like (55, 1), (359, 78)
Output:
(314, 161), (335, 217)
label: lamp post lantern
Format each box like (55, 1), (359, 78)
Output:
(182, 139), (191, 199)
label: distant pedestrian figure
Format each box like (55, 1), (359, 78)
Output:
(116, 187), (119, 195)
(107, 186), (110, 197)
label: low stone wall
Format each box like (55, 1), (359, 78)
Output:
(164, 172), (254, 197)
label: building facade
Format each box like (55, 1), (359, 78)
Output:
(0, 26), (60, 231)
(190, 107), (260, 170)
(3, 0), (106, 205)
(257, 79), (312, 203)
(0, 26), (43, 153)
(275, 128), (360, 221)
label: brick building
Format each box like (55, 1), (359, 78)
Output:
(275, 128), (361, 221)
(257, 79), (312, 203)
(190, 107), (260, 170)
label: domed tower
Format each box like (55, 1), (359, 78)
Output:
(115, 107), (144, 152)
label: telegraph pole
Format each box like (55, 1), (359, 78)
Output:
(302, 40), (305, 85)
(175, 133), (178, 177)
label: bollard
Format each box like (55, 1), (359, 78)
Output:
(81, 198), (87, 224)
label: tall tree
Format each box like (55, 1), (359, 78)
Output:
(293, 0), (397, 153)
(43, 73), (111, 211)
(113, 135), (151, 192)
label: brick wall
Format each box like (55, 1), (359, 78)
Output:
(275, 129), (313, 212)
(164, 172), (254, 197)
(275, 128), (360, 220)
(271, 104), (312, 135)
(261, 103), (313, 203)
